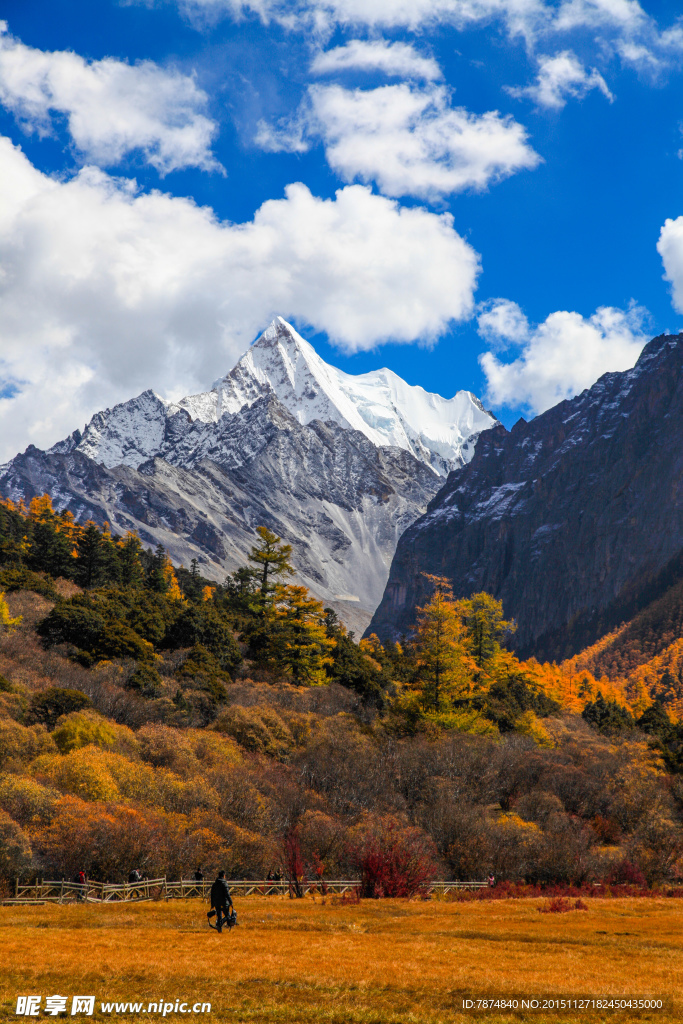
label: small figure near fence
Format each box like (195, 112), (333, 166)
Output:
(194, 866), (204, 882)
(74, 870), (86, 902)
(128, 868), (142, 898)
(488, 874), (496, 887)
(207, 871), (236, 934)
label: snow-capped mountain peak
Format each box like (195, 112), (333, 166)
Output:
(48, 317), (496, 476)
(196, 317), (496, 476)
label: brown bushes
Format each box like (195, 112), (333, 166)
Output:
(213, 705), (293, 756)
(29, 794), (276, 881)
(0, 809), (32, 877)
(0, 647), (681, 887)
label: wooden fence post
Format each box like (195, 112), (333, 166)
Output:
(164, 876), (168, 902)
(14, 878), (18, 898)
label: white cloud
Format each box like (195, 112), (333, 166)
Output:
(477, 298), (529, 344)
(155, 0), (683, 79)
(549, 1), (683, 74)
(0, 22), (219, 174)
(168, 0), (546, 37)
(258, 83), (540, 200)
(311, 39), (442, 80)
(254, 116), (308, 152)
(479, 302), (648, 414)
(507, 51), (613, 109)
(153, 0), (677, 45)
(657, 216), (683, 314)
(0, 136), (480, 461)
(553, 0), (647, 37)
(132, 0), (544, 53)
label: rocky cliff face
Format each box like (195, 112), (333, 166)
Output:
(367, 333), (683, 656)
(1, 318), (497, 633)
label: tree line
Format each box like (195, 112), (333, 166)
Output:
(0, 496), (574, 738)
(1, 494), (683, 889)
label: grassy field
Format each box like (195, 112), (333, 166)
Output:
(0, 896), (680, 1024)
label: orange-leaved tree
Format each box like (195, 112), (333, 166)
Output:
(147, 543), (182, 600)
(413, 575), (473, 711)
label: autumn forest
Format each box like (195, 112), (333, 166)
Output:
(1, 495), (683, 893)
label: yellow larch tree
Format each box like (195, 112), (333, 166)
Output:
(412, 575), (474, 711)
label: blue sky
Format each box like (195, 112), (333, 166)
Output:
(2, 0), (683, 460)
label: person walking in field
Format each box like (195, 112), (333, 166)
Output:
(207, 870), (234, 933)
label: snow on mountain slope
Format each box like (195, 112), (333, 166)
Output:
(205, 317), (496, 476)
(50, 390), (191, 470)
(3, 395), (442, 635)
(3, 319), (500, 630)
(50, 317), (495, 476)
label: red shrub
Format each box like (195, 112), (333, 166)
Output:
(352, 818), (437, 898)
(539, 896), (572, 913)
(284, 829), (305, 898)
(310, 851), (328, 894)
(605, 859), (647, 887)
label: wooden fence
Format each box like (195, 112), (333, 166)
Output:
(3, 878), (488, 905)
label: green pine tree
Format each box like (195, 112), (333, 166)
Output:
(117, 533), (145, 588)
(75, 523), (105, 588)
(146, 544), (170, 594)
(458, 592), (516, 672)
(248, 527), (294, 603)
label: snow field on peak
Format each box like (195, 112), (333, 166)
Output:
(204, 317), (496, 476)
(49, 316), (496, 475)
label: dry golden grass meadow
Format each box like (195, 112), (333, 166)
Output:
(0, 896), (681, 1024)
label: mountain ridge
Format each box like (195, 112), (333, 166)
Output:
(43, 317), (495, 479)
(0, 317), (497, 632)
(367, 332), (683, 654)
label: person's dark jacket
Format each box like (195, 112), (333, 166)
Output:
(210, 878), (232, 909)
